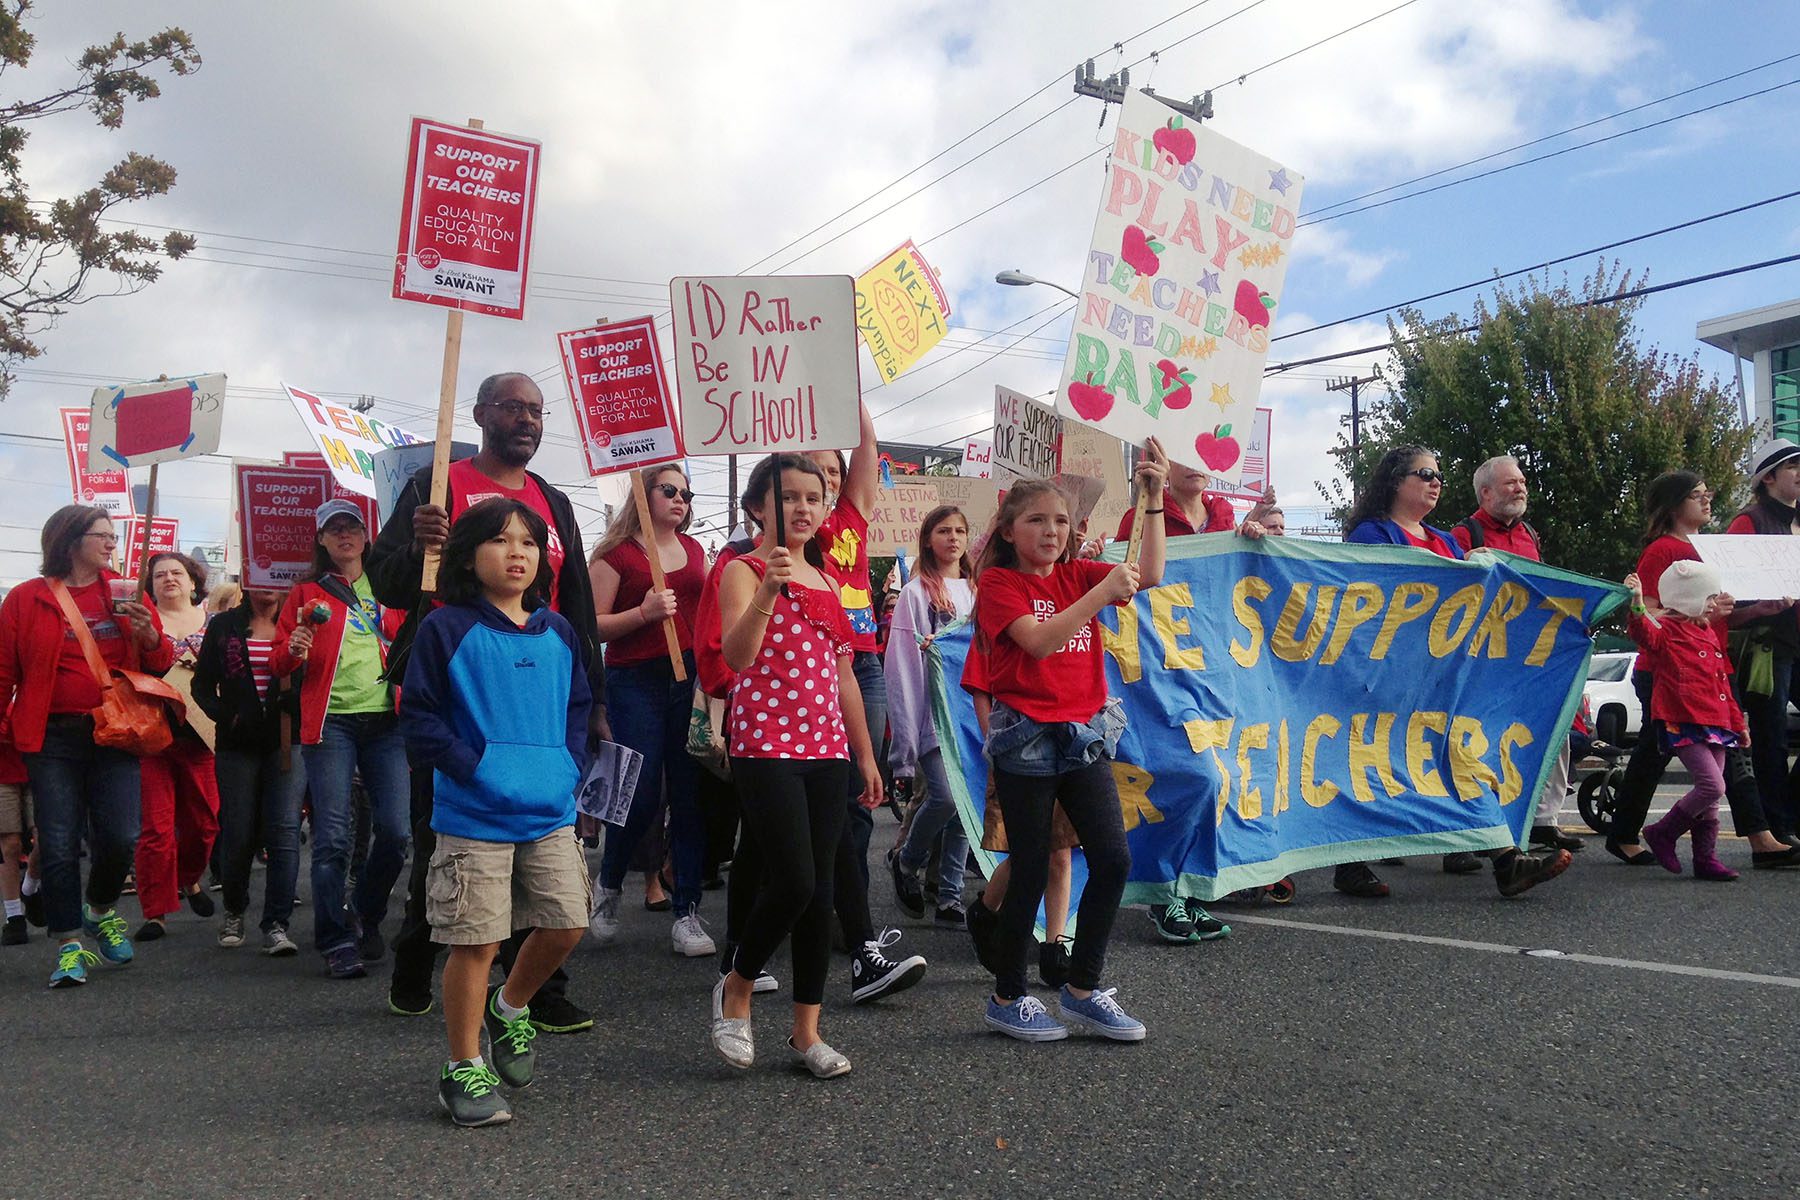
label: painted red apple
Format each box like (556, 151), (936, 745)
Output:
(1152, 117), (1197, 166)
(1156, 358), (1197, 410)
(1196, 423), (1241, 472)
(1121, 226), (1163, 276)
(1068, 379), (1116, 422)
(1234, 279), (1275, 329)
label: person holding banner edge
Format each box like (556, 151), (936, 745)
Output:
(373, 371), (605, 1034)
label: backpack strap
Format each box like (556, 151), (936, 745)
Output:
(1458, 517), (1485, 550)
(46, 580), (117, 693)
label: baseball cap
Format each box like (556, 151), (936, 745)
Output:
(314, 499), (367, 530)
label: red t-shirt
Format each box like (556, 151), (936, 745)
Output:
(1115, 493), (1235, 542)
(447, 459), (565, 608)
(973, 559), (1117, 724)
(1402, 526), (1458, 559)
(1449, 509), (1541, 559)
(51, 579), (130, 714)
(816, 496), (878, 653)
(602, 534), (706, 666)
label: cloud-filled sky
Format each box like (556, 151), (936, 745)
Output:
(5, 0), (1799, 576)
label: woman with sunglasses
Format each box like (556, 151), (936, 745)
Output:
(1341, 446), (1571, 900)
(587, 464), (714, 958)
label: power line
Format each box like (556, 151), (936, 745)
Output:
(1208, 0), (1422, 91)
(876, 302), (1075, 423)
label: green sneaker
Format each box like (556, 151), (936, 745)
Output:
(49, 942), (99, 988)
(437, 1060), (511, 1127)
(483, 986), (538, 1089)
(81, 908), (134, 964)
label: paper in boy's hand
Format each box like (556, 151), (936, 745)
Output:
(575, 741), (645, 827)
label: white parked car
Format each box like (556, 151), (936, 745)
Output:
(1583, 652), (1640, 745)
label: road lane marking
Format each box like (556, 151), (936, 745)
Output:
(1229, 914), (1800, 989)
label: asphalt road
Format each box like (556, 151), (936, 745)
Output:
(6, 786), (1797, 1199)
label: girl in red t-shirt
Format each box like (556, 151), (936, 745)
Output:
(710, 453), (883, 1079)
(971, 445), (1168, 1043)
(587, 464), (713, 958)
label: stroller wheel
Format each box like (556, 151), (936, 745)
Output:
(1577, 766), (1622, 835)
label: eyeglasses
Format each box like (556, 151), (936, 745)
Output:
(653, 484), (695, 503)
(1687, 487), (1714, 502)
(485, 399), (544, 421)
(84, 532), (119, 545)
(1403, 468), (1445, 483)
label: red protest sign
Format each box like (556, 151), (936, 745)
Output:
(238, 465), (334, 590)
(61, 408), (132, 516)
(391, 118), (541, 321)
(119, 516), (180, 580)
(280, 451), (380, 535)
(557, 316), (684, 477)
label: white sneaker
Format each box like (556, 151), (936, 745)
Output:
(589, 885), (622, 945)
(219, 913), (245, 949)
(672, 907), (717, 958)
(260, 924), (298, 957)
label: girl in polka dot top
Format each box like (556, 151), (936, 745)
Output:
(709, 453), (884, 1080)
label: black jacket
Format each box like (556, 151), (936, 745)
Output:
(367, 460), (604, 704)
(191, 603), (302, 754)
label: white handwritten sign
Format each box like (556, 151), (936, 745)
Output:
(1691, 535), (1800, 601)
(960, 438), (993, 479)
(992, 385), (1062, 482)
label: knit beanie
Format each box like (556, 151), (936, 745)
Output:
(1657, 560), (1721, 620)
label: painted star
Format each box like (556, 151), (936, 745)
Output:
(1207, 383), (1234, 412)
(1268, 167), (1292, 195)
(1197, 270), (1221, 298)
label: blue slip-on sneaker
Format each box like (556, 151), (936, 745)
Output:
(984, 994), (1069, 1042)
(81, 909), (134, 965)
(1058, 985), (1147, 1042)
(324, 943), (367, 979)
(49, 941), (99, 988)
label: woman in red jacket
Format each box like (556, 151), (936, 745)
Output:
(0, 505), (172, 988)
(270, 500), (410, 979)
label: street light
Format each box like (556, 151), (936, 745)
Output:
(995, 269), (1080, 299)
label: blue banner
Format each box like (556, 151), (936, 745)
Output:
(926, 535), (1627, 908)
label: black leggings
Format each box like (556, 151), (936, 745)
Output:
(729, 757), (849, 1006)
(992, 759), (1130, 1001)
(1612, 670), (1768, 842)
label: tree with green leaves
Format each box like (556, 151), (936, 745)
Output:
(0, 2), (200, 397)
(1319, 263), (1750, 584)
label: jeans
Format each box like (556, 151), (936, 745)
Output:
(25, 716), (142, 937)
(600, 654), (704, 913)
(300, 712), (410, 954)
(897, 747), (968, 902)
(1736, 654), (1798, 835)
(1614, 671), (1769, 841)
(833, 650), (886, 946)
(730, 757), (848, 1006)
(214, 746), (306, 932)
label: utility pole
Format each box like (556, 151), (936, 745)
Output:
(1073, 58), (1212, 123)
(1327, 368), (1382, 501)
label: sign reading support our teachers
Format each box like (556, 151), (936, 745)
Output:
(927, 536), (1625, 907)
(557, 316), (684, 477)
(1056, 90), (1302, 487)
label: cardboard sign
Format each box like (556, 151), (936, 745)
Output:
(863, 479), (943, 557)
(1691, 535), (1800, 601)
(284, 383), (425, 499)
(669, 275), (862, 455)
(1209, 407), (1274, 503)
(1058, 419), (1131, 538)
(902, 474), (999, 546)
(992, 385), (1063, 482)
(854, 240), (951, 382)
(960, 438), (993, 479)
(392, 118), (541, 320)
(87, 374), (226, 470)
(1056, 90), (1302, 485)
(557, 316), (684, 476)
(237, 464), (335, 589)
(119, 516), (180, 580)
(61, 407), (132, 515)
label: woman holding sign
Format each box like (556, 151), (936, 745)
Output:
(587, 463), (714, 958)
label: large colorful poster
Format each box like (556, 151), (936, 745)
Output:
(1208, 407), (1274, 504)
(86, 374), (226, 471)
(237, 464), (334, 589)
(61, 407), (132, 516)
(391, 118), (541, 320)
(284, 383), (425, 499)
(669, 275), (862, 455)
(557, 316), (684, 476)
(854, 239), (952, 382)
(1056, 90), (1302, 486)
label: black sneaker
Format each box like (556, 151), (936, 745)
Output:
(966, 892), (1002, 975)
(934, 902), (966, 928)
(1038, 936), (1072, 989)
(1149, 900), (1197, 943)
(888, 850), (925, 919)
(1184, 899), (1231, 940)
(528, 991), (594, 1034)
(1494, 848), (1572, 897)
(358, 925), (387, 964)
(22, 889), (44, 927)
(1334, 862), (1390, 898)
(1530, 825), (1585, 853)
(388, 981), (435, 1017)
(1442, 852), (1483, 875)
(186, 887), (216, 918)
(2, 915), (26, 946)
(438, 1060), (511, 1127)
(850, 928), (926, 1003)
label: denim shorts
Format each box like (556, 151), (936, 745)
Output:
(985, 697), (1125, 777)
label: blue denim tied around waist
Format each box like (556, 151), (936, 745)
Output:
(985, 697), (1126, 777)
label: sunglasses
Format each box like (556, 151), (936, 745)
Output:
(653, 483), (695, 503)
(1403, 468), (1445, 483)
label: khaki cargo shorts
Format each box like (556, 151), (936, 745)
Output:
(0, 783), (31, 836)
(427, 827), (590, 946)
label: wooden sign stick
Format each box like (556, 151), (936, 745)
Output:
(136, 461), (159, 592)
(629, 469), (687, 680)
(419, 116), (482, 594)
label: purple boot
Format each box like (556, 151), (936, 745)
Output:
(1690, 812), (1739, 882)
(1641, 808), (1695, 875)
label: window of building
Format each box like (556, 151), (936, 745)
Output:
(1774, 344), (1800, 437)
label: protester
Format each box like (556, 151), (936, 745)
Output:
(372, 372), (604, 1035)
(1607, 472), (1800, 868)
(205, 581), (242, 617)
(0, 747), (30, 945)
(1724, 438), (1800, 846)
(134, 551), (221, 939)
(272, 500), (410, 979)
(1343, 446), (1573, 898)
(1116, 457), (1234, 540)
(587, 463), (713, 958)
(885, 504), (975, 926)
(401, 498), (592, 1127)
(1254, 506), (1285, 538)
(0, 505), (173, 986)
(710, 453), (883, 1078)
(192, 586), (304, 954)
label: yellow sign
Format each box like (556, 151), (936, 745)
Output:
(854, 240), (951, 381)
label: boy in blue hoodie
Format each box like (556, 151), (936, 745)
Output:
(401, 498), (592, 1127)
